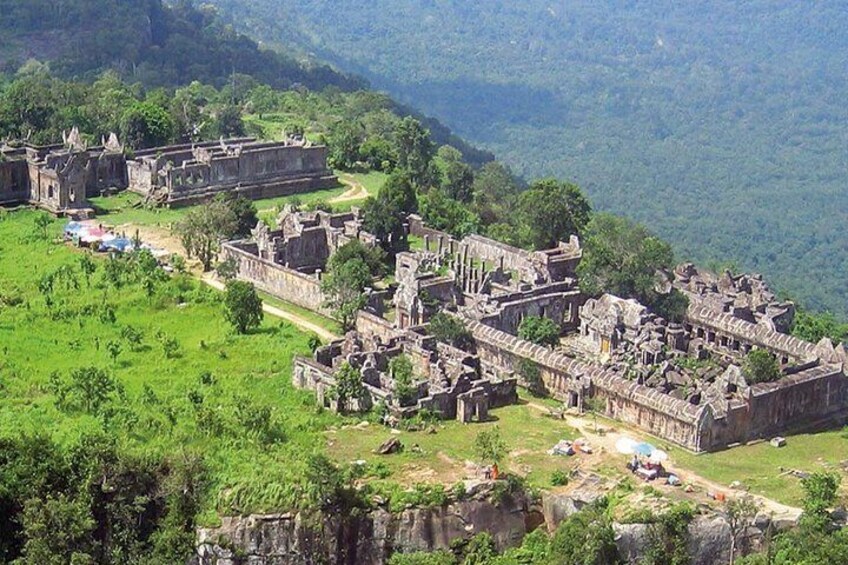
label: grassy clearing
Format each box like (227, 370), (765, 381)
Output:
(0, 209), (341, 523)
(328, 400), (580, 490)
(673, 430), (848, 506)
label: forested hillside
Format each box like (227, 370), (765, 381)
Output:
(209, 0), (848, 316)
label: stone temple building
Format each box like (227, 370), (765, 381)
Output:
(286, 215), (848, 451)
(0, 128), (126, 216)
(293, 311), (517, 422)
(126, 136), (337, 206)
(1, 129), (336, 214)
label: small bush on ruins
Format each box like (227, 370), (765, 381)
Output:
(742, 349), (781, 384)
(518, 315), (561, 348)
(389, 355), (417, 407)
(223, 280), (264, 334)
(429, 313), (474, 350)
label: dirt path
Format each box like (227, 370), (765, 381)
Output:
(118, 221), (340, 341)
(202, 276), (338, 341)
(525, 401), (802, 520)
(329, 173), (370, 203)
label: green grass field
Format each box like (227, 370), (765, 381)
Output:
(673, 430), (848, 507)
(0, 209), (341, 523)
(90, 170), (385, 230)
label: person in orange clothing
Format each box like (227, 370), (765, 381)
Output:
(492, 463), (499, 480)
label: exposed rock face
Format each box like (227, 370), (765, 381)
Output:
(194, 492), (536, 565)
(195, 488), (793, 565)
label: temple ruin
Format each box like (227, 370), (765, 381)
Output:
(1, 130), (336, 214)
(284, 216), (848, 451)
(126, 136), (337, 206)
(220, 206), (383, 315)
(0, 128), (126, 216)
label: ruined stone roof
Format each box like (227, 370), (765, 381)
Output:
(465, 319), (702, 424)
(686, 303), (817, 361)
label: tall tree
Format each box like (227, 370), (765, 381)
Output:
(120, 101), (175, 149)
(394, 117), (434, 188)
(223, 280), (264, 334)
(320, 257), (371, 331)
(515, 179), (591, 250)
(578, 213), (688, 322)
(433, 145), (474, 202)
(175, 199), (237, 271)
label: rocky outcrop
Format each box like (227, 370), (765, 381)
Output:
(194, 490), (538, 565)
(195, 487), (795, 565)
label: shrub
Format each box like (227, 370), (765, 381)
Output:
(742, 349), (781, 384)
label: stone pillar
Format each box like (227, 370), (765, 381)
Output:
(424, 235), (430, 251)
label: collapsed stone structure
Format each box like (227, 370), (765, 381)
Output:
(395, 215), (582, 334)
(284, 215), (848, 451)
(126, 136), (336, 206)
(0, 128), (126, 215)
(0, 130), (336, 214)
(220, 206), (382, 315)
(293, 312), (517, 421)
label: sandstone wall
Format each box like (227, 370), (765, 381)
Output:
(221, 241), (330, 315)
(0, 156), (29, 204)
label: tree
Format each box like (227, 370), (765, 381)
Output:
(321, 257), (371, 331)
(389, 355), (416, 407)
(105, 340), (122, 366)
(248, 84), (278, 118)
(474, 427), (506, 465)
(516, 179), (591, 250)
(215, 257), (238, 281)
(175, 199), (237, 271)
(548, 501), (622, 565)
(791, 309), (848, 345)
(518, 316), (561, 348)
(472, 161), (519, 226)
(578, 213), (688, 321)
(433, 145), (474, 202)
(18, 494), (95, 565)
(725, 496), (760, 564)
(327, 239), (387, 278)
(120, 101), (175, 149)
(742, 349), (781, 384)
(216, 193), (258, 238)
(419, 188), (480, 239)
(67, 366), (117, 415)
(223, 280), (263, 334)
(428, 313), (473, 350)
(328, 120), (363, 170)
(334, 362), (365, 413)
(77, 254), (96, 287)
(518, 358), (544, 395)
(394, 117), (434, 188)
(214, 104), (245, 138)
(362, 172), (418, 253)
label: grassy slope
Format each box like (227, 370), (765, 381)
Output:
(0, 209), (339, 523)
